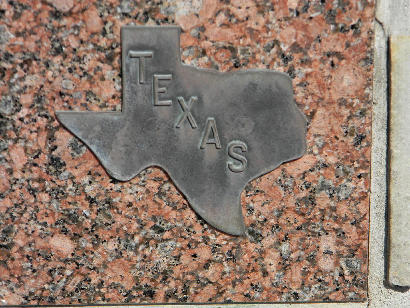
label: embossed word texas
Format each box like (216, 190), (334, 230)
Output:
(56, 26), (306, 236)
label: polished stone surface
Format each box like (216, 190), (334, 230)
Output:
(0, 0), (373, 305)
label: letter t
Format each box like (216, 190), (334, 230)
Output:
(128, 50), (153, 84)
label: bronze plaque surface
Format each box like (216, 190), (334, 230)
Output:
(57, 25), (306, 236)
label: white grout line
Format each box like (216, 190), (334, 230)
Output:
(367, 0), (410, 306)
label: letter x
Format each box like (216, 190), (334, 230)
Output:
(175, 96), (198, 129)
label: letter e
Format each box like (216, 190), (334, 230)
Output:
(153, 74), (172, 106)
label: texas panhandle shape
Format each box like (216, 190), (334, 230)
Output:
(56, 26), (307, 236)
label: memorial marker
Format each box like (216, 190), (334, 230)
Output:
(56, 26), (307, 235)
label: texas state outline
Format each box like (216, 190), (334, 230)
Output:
(56, 26), (307, 236)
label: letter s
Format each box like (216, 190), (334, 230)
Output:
(227, 140), (248, 173)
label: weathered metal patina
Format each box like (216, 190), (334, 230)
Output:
(56, 26), (306, 235)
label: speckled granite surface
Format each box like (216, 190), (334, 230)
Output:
(0, 0), (373, 305)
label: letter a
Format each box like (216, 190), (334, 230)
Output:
(200, 117), (222, 149)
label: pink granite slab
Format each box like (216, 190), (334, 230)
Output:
(0, 0), (373, 305)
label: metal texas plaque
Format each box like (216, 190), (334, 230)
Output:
(56, 26), (306, 236)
